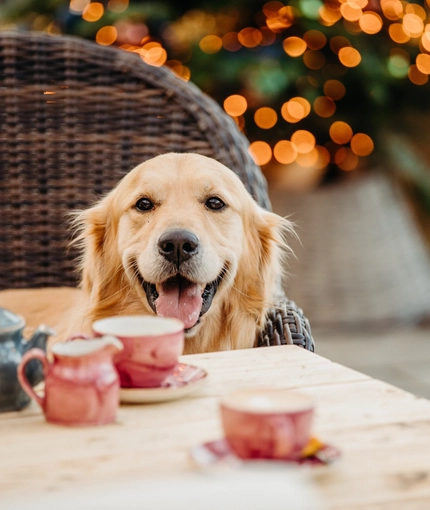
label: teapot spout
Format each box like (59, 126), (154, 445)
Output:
(25, 324), (57, 352)
(23, 325), (56, 387)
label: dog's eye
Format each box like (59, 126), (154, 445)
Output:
(135, 197), (154, 212)
(205, 197), (226, 211)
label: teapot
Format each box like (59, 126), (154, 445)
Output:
(0, 307), (55, 412)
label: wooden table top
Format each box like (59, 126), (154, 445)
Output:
(1, 345), (430, 510)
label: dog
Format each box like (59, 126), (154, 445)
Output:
(71, 153), (294, 354)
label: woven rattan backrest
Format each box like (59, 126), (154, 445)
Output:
(0, 31), (270, 289)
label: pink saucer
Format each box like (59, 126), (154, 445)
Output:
(190, 438), (341, 467)
(119, 363), (207, 404)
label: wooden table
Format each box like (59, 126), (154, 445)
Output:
(1, 345), (430, 509)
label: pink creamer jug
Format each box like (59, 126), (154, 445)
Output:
(17, 336), (123, 426)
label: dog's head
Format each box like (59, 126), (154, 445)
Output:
(73, 153), (293, 351)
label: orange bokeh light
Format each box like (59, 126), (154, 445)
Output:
(249, 141), (272, 166)
(107, 0), (129, 13)
(416, 53), (430, 74)
(340, 2), (362, 22)
(283, 37), (307, 57)
(421, 30), (430, 52)
(403, 13), (424, 37)
(291, 130), (316, 154)
(139, 45), (167, 67)
(408, 64), (429, 85)
(238, 28), (263, 48)
(96, 26), (117, 46)
(82, 2), (104, 22)
(199, 35), (222, 54)
(314, 96), (336, 118)
(350, 133), (374, 156)
(296, 148), (319, 168)
(338, 47), (362, 67)
(254, 107), (278, 129)
(389, 23), (410, 43)
(335, 147), (359, 171)
(323, 79), (346, 100)
(330, 36), (351, 55)
(222, 32), (241, 52)
(319, 4), (342, 26)
(224, 95), (247, 116)
(359, 12), (383, 34)
(273, 140), (297, 164)
(330, 121), (353, 144)
(381, 0), (403, 21)
(281, 97), (310, 123)
(303, 50), (326, 70)
(303, 30), (327, 50)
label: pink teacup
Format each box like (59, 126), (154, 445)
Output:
(92, 316), (184, 388)
(220, 388), (314, 460)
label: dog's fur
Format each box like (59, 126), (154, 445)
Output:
(71, 153), (293, 354)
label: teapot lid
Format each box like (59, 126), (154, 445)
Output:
(0, 308), (25, 332)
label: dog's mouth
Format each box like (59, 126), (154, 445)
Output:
(135, 266), (226, 332)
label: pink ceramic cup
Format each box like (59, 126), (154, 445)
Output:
(220, 388), (314, 460)
(92, 316), (184, 388)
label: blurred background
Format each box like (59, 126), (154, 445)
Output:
(1, 0), (430, 396)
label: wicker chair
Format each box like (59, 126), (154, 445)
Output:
(0, 31), (314, 351)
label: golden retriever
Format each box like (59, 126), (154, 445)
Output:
(71, 153), (293, 354)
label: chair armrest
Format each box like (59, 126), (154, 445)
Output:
(257, 299), (315, 352)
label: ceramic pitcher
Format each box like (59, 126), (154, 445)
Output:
(17, 336), (123, 426)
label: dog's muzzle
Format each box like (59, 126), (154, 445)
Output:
(139, 269), (226, 332)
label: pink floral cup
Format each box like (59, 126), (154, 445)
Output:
(92, 316), (184, 388)
(220, 388), (314, 460)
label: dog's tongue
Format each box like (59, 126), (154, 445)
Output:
(155, 277), (202, 329)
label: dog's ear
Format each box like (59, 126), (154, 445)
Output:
(234, 204), (294, 325)
(70, 195), (121, 304)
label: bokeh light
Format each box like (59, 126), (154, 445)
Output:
(403, 13), (424, 37)
(303, 30), (327, 50)
(408, 64), (429, 85)
(340, 2), (362, 22)
(330, 36), (351, 54)
(303, 50), (326, 70)
(296, 147), (319, 167)
(291, 130), (316, 154)
(224, 95), (248, 116)
(199, 35), (222, 54)
(359, 12), (383, 34)
(222, 32), (241, 52)
(107, 0), (128, 13)
(350, 133), (374, 156)
(281, 97), (311, 123)
(82, 2), (104, 22)
(238, 27), (263, 48)
(96, 26), (117, 46)
(249, 141), (272, 166)
(319, 4), (342, 26)
(389, 23), (410, 44)
(381, 0), (404, 21)
(338, 47), (362, 67)
(69, 0), (90, 12)
(323, 79), (346, 100)
(314, 96), (336, 117)
(335, 147), (359, 171)
(254, 107), (278, 129)
(273, 140), (297, 164)
(329, 121), (353, 144)
(416, 53), (430, 74)
(283, 36), (307, 57)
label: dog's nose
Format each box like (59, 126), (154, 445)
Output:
(158, 229), (199, 265)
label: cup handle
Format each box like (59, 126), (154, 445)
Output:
(66, 333), (91, 342)
(17, 348), (49, 410)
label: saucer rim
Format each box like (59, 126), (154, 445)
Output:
(119, 363), (207, 404)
